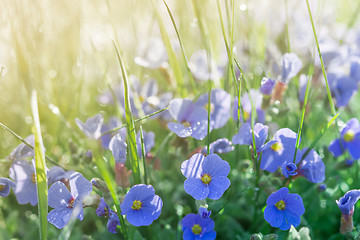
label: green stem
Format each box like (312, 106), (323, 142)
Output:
(139, 126), (148, 185)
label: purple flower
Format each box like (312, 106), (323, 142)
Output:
(260, 128), (298, 172)
(232, 89), (265, 123)
(279, 53), (302, 84)
(198, 207), (211, 219)
(232, 123), (268, 150)
(181, 213), (216, 240)
(167, 99), (209, 140)
(136, 130), (155, 157)
(295, 148), (325, 183)
(47, 172), (92, 229)
(100, 117), (126, 149)
(188, 49), (223, 81)
(75, 114), (104, 139)
(195, 89), (231, 129)
(10, 135), (35, 160)
(9, 160), (38, 205)
(47, 166), (74, 186)
(181, 153), (230, 200)
(350, 57), (360, 83)
(201, 138), (234, 155)
(109, 134), (127, 164)
(329, 118), (360, 159)
(135, 38), (167, 69)
(0, 177), (15, 197)
(96, 198), (120, 234)
(260, 77), (276, 95)
(336, 190), (360, 234)
(264, 187), (305, 230)
(281, 162), (297, 178)
(120, 184), (163, 226)
(328, 72), (358, 107)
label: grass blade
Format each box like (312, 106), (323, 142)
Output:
(162, 0), (196, 90)
(112, 39), (141, 185)
(305, 0), (336, 116)
(293, 65), (314, 163)
(207, 80), (212, 155)
(152, 0), (185, 97)
(139, 126), (148, 185)
(30, 90), (48, 240)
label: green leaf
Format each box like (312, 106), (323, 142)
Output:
(112, 39), (141, 185)
(31, 90), (48, 240)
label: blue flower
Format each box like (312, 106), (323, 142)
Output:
(135, 38), (167, 69)
(0, 177), (15, 197)
(120, 184), (163, 226)
(260, 77), (276, 95)
(96, 198), (120, 234)
(181, 153), (230, 200)
(281, 162), (297, 178)
(328, 72), (358, 107)
(336, 190), (360, 234)
(188, 49), (224, 81)
(181, 213), (216, 240)
(329, 118), (360, 159)
(232, 123), (268, 150)
(264, 187), (305, 230)
(9, 160), (38, 205)
(75, 114), (104, 139)
(109, 134), (127, 164)
(47, 166), (74, 186)
(9, 135), (35, 160)
(195, 89), (231, 129)
(260, 128), (298, 172)
(198, 207), (211, 219)
(279, 53), (302, 84)
(136, 130), (155, 157)
(167, 98), (209, 140)
(295, 148), (325, 183)
(47, 172), (92, 229)
(201, 138), (234, 155)
(100, 116), (126, 149)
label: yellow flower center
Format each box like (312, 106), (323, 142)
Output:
(32, 173), (36, 184)
(68, 197), (76, 208)
(139, 95), (145, 103)
(0, 185), (5, 192)
(275, 200), (286, 210)
(192, 224), (202, 235)
(243, 111), (250, 121)
(271, 142), (283, 152)
(182, 120), (191, 127)
(204, 103), (214, 113)
(201, 174), (212, 185)
(344, 130), (355, 142)
(132, 200), (142, 210)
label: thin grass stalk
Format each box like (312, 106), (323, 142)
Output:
(112, 39), (141, 184)
(31, 90), (48, 240)
(139, 126), (148, 185)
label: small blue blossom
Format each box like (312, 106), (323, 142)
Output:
(295, 148), (325, 183)
(9, 160), (38, 206)
(232, 89), (265, 123)
(198, 207), (211, 219)
(318, 184), (327, 192)
(136, 130), (155, 157)
(120, 184), (163, 227)
(336, 189), (360, 234)
(75, 114), (104, 139)
(281, 162), (297, 178)
(195, 89), (231, 129)
(135, 38), (167, 69)
(279, 53), (302, 84)
(181, 153), (230, 200)
(100, 117), (126, 149)
(109, 134), (127, 164)
(232, 123), (268, 150)
(0, 177), (15, 197)
(96, 198), (120, 234)
(264, 187), (305, 230)
(260, 77), (276, 95)
(201, 138), (234, 155)
(181, 213), (216, 240)
(47, 172), (93, 229)
(167, 98), (209, 140)
(188, 49), (224, 81)
(329, 118), (360, 159)
(328, 72), (358, 107)
(47, 166), (74, 186)
(260, 128), (298, 172)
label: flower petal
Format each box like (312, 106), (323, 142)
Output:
(184, 178), (209, 200)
